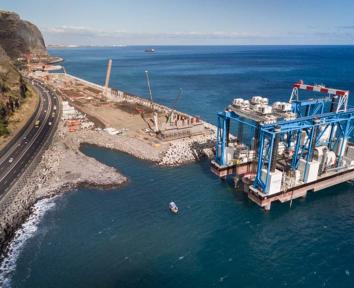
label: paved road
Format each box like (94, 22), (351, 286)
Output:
(0, 79), (59, 199)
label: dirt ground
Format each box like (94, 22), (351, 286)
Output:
(73, 100), (169, 147)
(45, 74), (169, 142)
(40, 73), (212, 156)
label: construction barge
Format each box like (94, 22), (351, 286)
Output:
(211, 81), (354, 210)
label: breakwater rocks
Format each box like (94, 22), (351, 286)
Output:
(34, 130), (127, 200)
(0, 197), (57, 286)
(0, 123), (127, 257)
(72, 129), (164, 162)
(0, 118), (216, 257)
(70, 127), (216, 166)
(159, 135), (215, 166)
(159, 123), (217, 166)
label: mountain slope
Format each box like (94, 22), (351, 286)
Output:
(0, 11), (47, 135)
(0, 10), (47, 59)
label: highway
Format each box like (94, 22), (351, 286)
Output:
(0, 79), (59, 199)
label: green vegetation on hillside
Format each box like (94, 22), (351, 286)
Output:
(0, 10), (47, 137)
(0, 60), (34, 136)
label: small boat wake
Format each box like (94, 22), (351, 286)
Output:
(0, 197), (57, 288)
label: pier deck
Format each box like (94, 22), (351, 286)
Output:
(211, 159), (354, 210)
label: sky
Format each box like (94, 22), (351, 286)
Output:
(2, 0), (354, 45)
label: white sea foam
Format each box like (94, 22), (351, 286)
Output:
(0, 197), (57, 288)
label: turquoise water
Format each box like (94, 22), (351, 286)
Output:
(4, 46), (354, 287)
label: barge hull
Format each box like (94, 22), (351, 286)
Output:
(249, 168), (354, 210)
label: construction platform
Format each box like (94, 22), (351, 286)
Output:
(248, 167), (354, 210)
(211, 81), (354, 210)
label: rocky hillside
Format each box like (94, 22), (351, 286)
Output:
(0, 11), (47, 59)
(0, 11), (47, 135)
(0, 46), (32, 135)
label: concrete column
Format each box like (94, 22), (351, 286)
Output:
(104, 59), (112, 94)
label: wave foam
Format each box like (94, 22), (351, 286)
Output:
(0, 197), (57, 288)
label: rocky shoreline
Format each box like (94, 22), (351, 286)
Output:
(0, 114), (216, 258)
(0, 122), (127, 257)
(0, 7), (217, 269)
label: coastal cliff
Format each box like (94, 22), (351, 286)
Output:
(0, 10), (47, 59)
(0, 45), (32, 135)
(0, 11), (46, 135)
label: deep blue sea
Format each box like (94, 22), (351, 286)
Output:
(3, 46), (354, 287)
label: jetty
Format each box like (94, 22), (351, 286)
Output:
(0, 58), (217, 257)
(30, 60), (216, 165)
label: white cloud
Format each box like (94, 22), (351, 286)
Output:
(42, 26), (273, 45)
(41, 25), (354, 46)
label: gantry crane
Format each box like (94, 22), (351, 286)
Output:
(212, 81), (354, 209)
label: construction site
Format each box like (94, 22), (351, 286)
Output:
(27, 55), (354, 209)
(29, 59), (213, 160)
(211, 81), (354, 210)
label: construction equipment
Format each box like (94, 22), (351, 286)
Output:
(211, 81), (354, 210)
(145, 70), (159, 133)
(166, 88), (183, 123)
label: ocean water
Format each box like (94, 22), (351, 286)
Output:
(3, 46), (354, 287)
(50, 45), (354, 121)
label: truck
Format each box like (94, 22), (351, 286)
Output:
(35, 120), (40, 128)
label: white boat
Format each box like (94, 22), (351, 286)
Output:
(169, 201), (178, 213)
(145, 48), (155, 53)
